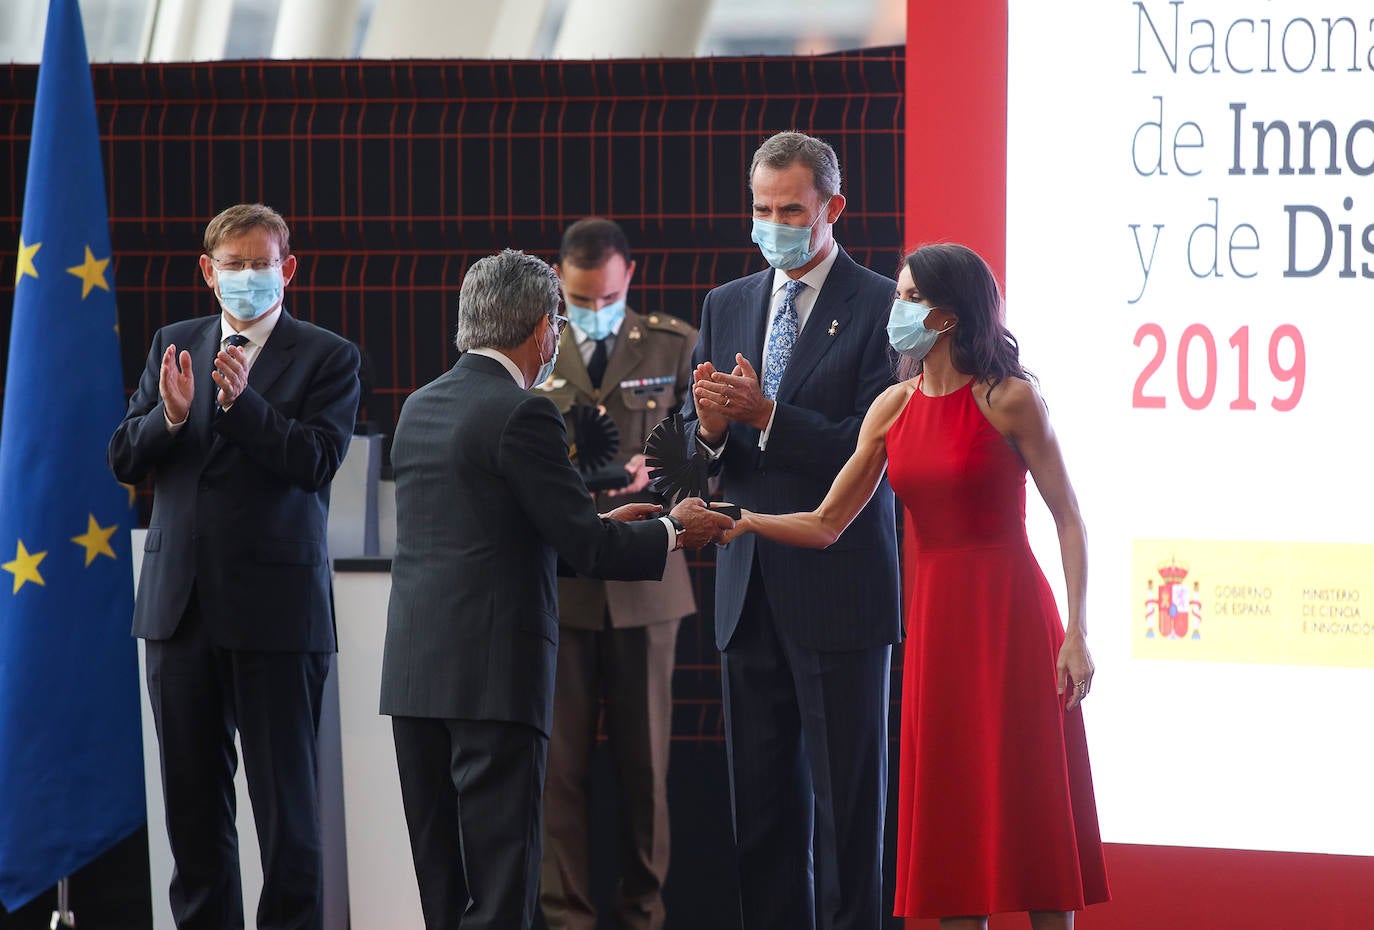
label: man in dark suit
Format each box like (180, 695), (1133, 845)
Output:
(536, 219), (698, 930)
(109, 203), (360, 930)
(686, 132), (902, 930)
(378, 249), (732, 930)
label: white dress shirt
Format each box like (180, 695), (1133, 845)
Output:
(569, 315), (623, 363)
(756, 243), (841, 448)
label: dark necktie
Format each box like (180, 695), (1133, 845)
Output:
(587, 336), (610, 388)
(215, 334), (251, 402)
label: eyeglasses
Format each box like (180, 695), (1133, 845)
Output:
(551, 313), (570, 336)
(210, 256), (283, 272)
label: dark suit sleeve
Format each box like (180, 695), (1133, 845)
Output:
(108, 328), (186, 485)
(761, 308), (893, 481)
(501, 393), (669, 581)
(213, 338), (361, 492)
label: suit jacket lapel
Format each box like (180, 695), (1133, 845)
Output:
(192, 317), (223, 445)
(598, 311), (647, 402)
(247, 312), (298, 400)
(743, 271), (772, 373)
(777, 248), (861, 405)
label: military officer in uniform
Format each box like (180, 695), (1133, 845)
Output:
(535, 218), (698, 930)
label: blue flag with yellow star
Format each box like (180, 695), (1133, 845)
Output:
(0, 0), (144, 910)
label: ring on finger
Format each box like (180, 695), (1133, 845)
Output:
(724, 397), (731, 407)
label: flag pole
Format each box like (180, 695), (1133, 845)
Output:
(49, 877), (75, 929)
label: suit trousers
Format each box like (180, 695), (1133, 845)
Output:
(392, 716), (548, 930)
(540, 619), (680, 930)
(144, 594), (330, 930)
(721, 565), (891, 930)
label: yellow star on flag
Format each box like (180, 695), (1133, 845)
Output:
(72, 515), (118, 567)
(15, 236), (40, 285)
(67, 245), (111, 299)
(120, 482), (137, 507)
(3, 540), (47, 594)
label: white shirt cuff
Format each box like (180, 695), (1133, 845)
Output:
(756, 401), (779, 450)
(658, 516), (677, 553)
(164, 410), (186, 434)
(696, 432), (726, 461)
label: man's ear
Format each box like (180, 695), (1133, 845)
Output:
(825, 193), (847, 225)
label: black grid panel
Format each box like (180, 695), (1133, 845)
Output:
(0, 50), (904, 746)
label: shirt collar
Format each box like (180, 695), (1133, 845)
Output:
(467, 347), (527, 387)
(771, 241), (841, 296)
(220, 306), (283, 347)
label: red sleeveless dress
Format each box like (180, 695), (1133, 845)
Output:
(886, 378), (1109, 918)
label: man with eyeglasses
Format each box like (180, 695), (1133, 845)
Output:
(109, 202), (360, 930)
(380, 249), (732, 930)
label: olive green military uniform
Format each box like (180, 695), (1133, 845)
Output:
(535, 308), (697, 930)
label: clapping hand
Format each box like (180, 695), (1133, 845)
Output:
(159, 344), (195, 425)
(692, 362), (729, 443)
(213, 344), (250, 408)
(695, 354), (771, 431)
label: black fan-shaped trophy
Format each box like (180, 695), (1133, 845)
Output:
(643, 413), (742, 519)
(565, 403), (631, 493)
(643, 412), (705, 502)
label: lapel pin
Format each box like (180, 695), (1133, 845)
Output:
(828, 319), (839, 336)
(628, 327), (642, 341)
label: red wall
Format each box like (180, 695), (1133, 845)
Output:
(904, 1), (1374, 926)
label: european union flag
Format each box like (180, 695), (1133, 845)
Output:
(0, 0), (145, 910)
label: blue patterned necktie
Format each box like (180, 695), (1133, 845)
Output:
(763, 279), (805, 400)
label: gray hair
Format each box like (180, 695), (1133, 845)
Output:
(748, 131), (842, 199)
(454, 249), (562, 352)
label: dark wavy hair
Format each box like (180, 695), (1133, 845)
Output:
(895, 243), (1032, 400)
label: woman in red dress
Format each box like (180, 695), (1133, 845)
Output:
(708, 243), (1109, 929)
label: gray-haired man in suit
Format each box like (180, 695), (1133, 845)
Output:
(379, 249), (732, 930)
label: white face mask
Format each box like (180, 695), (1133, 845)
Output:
(532, 315), (563, 388)
(887, 298), (954, 362)
(216, 266), (283, 321)
(750, 199), (830, 270)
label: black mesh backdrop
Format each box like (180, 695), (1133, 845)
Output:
(0, 51), (904, 928)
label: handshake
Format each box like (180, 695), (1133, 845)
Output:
(604, 497), (738, 550)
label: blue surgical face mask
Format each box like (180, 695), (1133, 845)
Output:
(888, 298), (955, 362)
(216, 267), (283, 322)
(567, 297), (626, 342)
(533, 316), (563, 388)
(750, 200), (830, 271)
